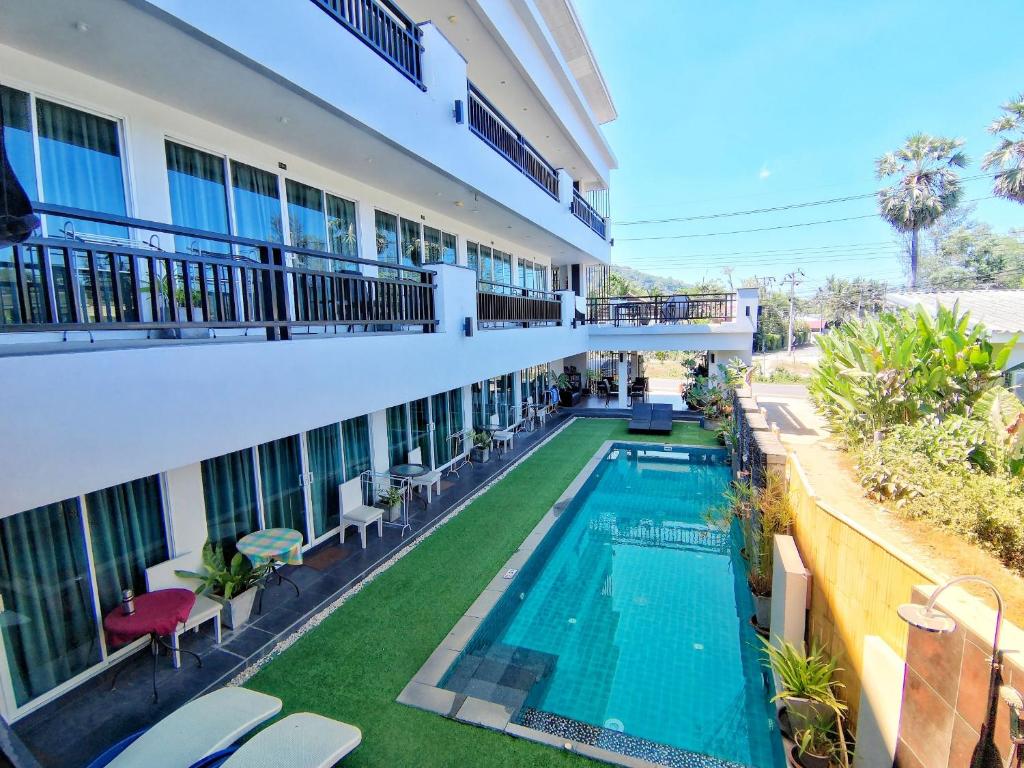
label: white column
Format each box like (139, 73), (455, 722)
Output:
(617, 355), (628, 408)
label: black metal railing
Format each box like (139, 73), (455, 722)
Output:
(467, 82), (559, 200)
(571, 189), (607, 239)
(476, 280), (561, 327)
(311, 0), (425, 90)
(0, 203), (437, 339)
(587, 293), (736, 326)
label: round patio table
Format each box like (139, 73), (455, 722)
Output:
(103, 588), (199, 703)
(236, 528), (303, 614)
(388, 463), (428, 478)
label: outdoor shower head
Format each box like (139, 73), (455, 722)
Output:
(898, 602), (958, 634)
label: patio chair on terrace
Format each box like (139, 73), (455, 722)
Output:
(85, 687), (281, 768)
(338, 477), (383, 549)
(489, 413), (514, 457)
(407, 447), (442, 502)
(145, 553), (224, 668)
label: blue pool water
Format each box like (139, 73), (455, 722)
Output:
(442, 444), (784, 767)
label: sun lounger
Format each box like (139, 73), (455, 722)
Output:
(86, 688), (282, 768)
(193, 713), (362, 767)
(628, 403), (673, 435)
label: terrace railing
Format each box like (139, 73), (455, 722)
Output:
(571, 189), (607, 239)
(467, 82), (559, 200)
(310, 0), (425, 90)
(0, 203), (437, 340)
(587, 293), (735, 326)
(476, 280), (561, 328)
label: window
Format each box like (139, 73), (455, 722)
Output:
(305, 415), (371, 539)
(326, 194), (358, 261)
(165, 141), (230, 255)
(286, 179), (328, 251)
(201, 448), (259, 553)
(473, 373), (514, 429)
(258, 435), (308, 543)
(468, 241), (514, 288)
(374, 210), (399, 271)
(400, 218), (422, 267)
(423, 226), (457, 265)
(467, 241), (478, 272)
(36, 98), (128, 238)
(1, 86), (37, 326)
(231, 160), (282, 245)
(431, 388), (463, 466)
(387, 399), (430, 467)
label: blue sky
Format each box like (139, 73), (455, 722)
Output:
(575, 0), (1024, 297)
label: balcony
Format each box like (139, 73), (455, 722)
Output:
(587, 293), (736, 326)
(476, 280), (562, 328)
(467, 82), (560, 200)
(310, 0), (425, 90)
(571, 190), (607, 240)
(0, 204), (437, 342)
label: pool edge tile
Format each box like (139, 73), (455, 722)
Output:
(466, 587), (504, 618)
(396, 681), (458, 716)
(412, 646), (459, 686)
(442, 614), (482, 652)
(455, 696), (513, 731)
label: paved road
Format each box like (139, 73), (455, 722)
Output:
(751, 383), (823, 443)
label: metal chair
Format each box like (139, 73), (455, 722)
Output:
(489, 414), (514, 457)
(407, 447), (442, 503)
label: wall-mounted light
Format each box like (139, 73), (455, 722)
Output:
(463, 317), (474, 337)
(454, 100), (464, 124)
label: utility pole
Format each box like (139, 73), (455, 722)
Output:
(752, 275), (776, 375)
(782, 269), (804, 355)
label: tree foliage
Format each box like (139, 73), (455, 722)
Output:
(810, 303), (1015, 442)
(982, 93), (1024, 205)
(811, 276), (888, 326)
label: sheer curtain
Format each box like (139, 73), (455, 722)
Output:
(231, 161), (282, 251)
(201, 449), (259, 552)
(326, 194), (358, 268)
(342, 416), (371, 480)
(258, 435), (308, 542)
(86, 475), (168, 616)
(165, 141), (229, 254)
(386, 404), (410, 467)
(286, 179), (327, 251)
(307, 423), (342, 538)
(36, 98), (127, 238)
(0, 500), (100, 707)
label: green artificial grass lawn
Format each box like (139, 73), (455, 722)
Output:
(246, 418), (718, 767)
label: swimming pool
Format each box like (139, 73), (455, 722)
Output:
(440, 443), (784, 768)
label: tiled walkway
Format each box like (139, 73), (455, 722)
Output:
(11, 412), (572, 768)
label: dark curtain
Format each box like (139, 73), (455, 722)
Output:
(307, 423), (343, 538)
(86, 475), (168, 616)
(201, 449), (259, 552)
(258, 435), (308, 542)
(342, 415), (371, 480)
(0, 500), (100, 707)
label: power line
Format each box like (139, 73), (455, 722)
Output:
(616, 196), (996, 242)
(613, 173), (1000, 226)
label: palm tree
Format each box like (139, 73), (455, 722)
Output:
(876, 133), (967, 289)
(981, 93), (1024, 205)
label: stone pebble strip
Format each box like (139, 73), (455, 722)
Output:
(229, 417), (579, 687)
(397, 439), (729, 768)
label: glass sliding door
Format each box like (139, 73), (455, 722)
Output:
(0, 500), (100, 708)
(374, 210), (399, 277)
(494, 373), (514, 427)
(431, 388), (464, 466)
(410, 397), (431, 467)
(342, 416), (371, 480)
(423, 226), (456, 265)
(399, 218), (422, 267)
(286, 179), (328, 251)
(35, 98), (127, 239)
(326, 194), (358, 266)
(0, 85), (39, 326)
(473, 375), (513, 429)
(467, 242), (478, 273)
(231, 161), (282, 253)
(257, 435), (308, 543)
(306, 423), (343, 539)
(165, 141), (230, 255)
(85, 475), (168, 616)
(386, 403), (411, 467)
(201, 449), (259, 552)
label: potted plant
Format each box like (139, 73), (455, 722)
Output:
(793, 714), (837, 768)
(377, 485), (405, 522)
(584, 369), (602, 393)
(746, 473), (793, 631)
(471, 430), (492, 462)
(176, 541), (268, 629)
(760, 638), (844, 735)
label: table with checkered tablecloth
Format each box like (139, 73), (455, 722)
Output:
(236, 527), (303, 567)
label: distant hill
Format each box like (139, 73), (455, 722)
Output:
(611, 265), (713, 295)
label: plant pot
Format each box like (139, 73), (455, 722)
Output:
(754, 593), (771, 630)
(386, 502), (403, 522)
(215, 586), (258, 630)
(790, 745), (831, 768)
(471, 446), (490, 463)
(783, 698), (835, 736)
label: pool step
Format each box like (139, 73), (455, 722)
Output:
(442, 644), (558, 714)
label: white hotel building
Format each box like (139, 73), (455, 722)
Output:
(0, 0), (757, 730)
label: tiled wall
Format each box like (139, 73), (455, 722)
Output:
(896, 585), (1023, 768)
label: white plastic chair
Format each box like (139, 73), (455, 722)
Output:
(338, 477), (383, 549)
(406, 447), (442, 502)
(489, 413), (514, 456)
(145, 554), (223, 668)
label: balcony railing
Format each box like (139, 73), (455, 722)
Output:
(467, 82), (559, 200)
(587, 293), (736, 326)
(311, 0), (425, 90)
(476, 280), (561, 328)
(571, 189), (607, 239)
(0, 204), (437, 339)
